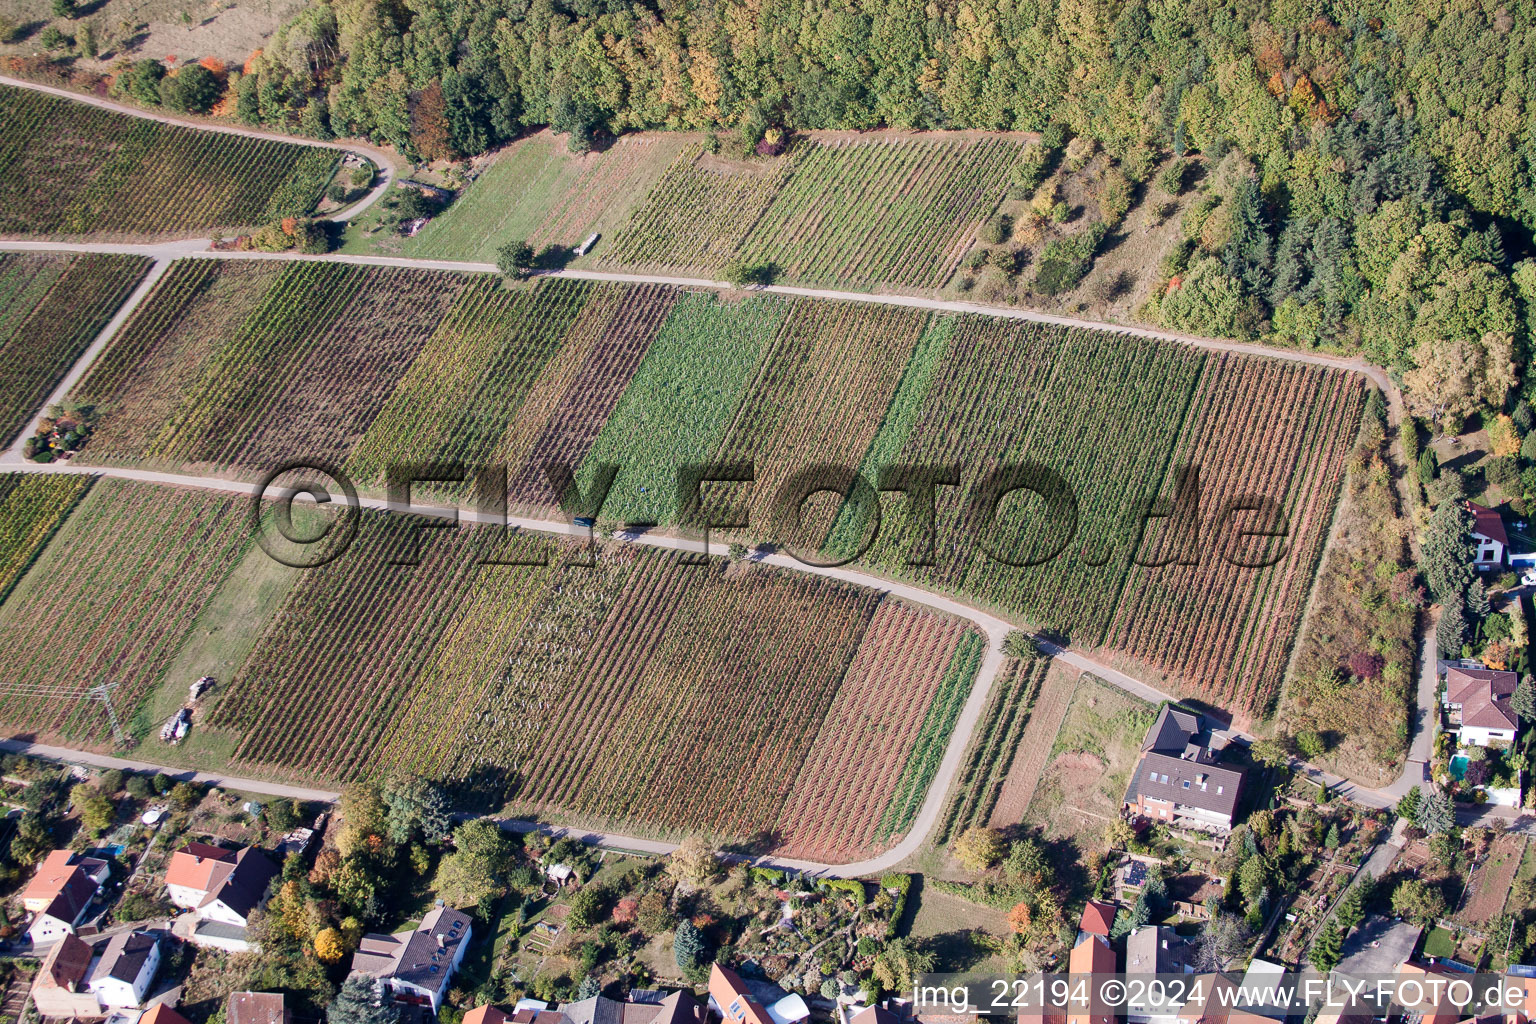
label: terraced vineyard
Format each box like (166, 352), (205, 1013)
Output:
(0, 86), (336, 239)
(208, 526), (977, 858)
(0, 252), (149, 444)
(597, 133), (1025, 289)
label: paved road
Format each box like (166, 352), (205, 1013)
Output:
(0, 737), (340, 801)
(0, 75), (397, 224)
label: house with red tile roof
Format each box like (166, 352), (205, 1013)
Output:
(1077, 901), (1117, 941)
(22, 849), (110, 944)
(164, 842), (279, 937)
(29, 933), (99, 1018)
(228, 991), (290, 1024)
(1443, 666), (1520, 746)
(1066, 935), (1117, 1024)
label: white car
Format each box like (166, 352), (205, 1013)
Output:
(1522, 569), (1536, 587)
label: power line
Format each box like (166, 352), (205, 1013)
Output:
(0, 682), (126, 745)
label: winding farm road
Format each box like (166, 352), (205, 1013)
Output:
(0, 71), (1446, 870)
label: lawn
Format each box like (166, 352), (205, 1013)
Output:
(1423, 926), (1457, 959)
(1026, 675), (1155, 842)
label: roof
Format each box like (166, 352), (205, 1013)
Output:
(92, 930), (157, 985)
(207, 848), (279, 919)
(165, 843), (237, 891)
(23, 850), (105, 906)
(36, 933), (93, 991)
(1068, 934), (1116, 974)
(39, 868), (99, 924)
(1078, 900), (1116, 937)
(463, 1008), (508, 1024)
(1126, 751), (1244, 817)
(709, 964), (774, 1024)
(1125, 926), (1189, 975)
(142, 1004), (193, 1024)
(564, 997), (623, 1024)
(765, 994), (809, 1024)
(1446, 667), (1520, 730)
(646, 991), (703, 1024)
(1143, 706), (1201, 753)
(850, 1010), (903, 1024)
(352, 906), (472, 996)
(1338, 915), (1421, 975)
(1471, 501), (1509, 548)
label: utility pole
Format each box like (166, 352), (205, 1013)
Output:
(0, 681), (127, 745)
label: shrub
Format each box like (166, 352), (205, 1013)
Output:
(1158, 159), (1187, 195)
(721, 259), (776, 287)
(979, 214), (1013, 246)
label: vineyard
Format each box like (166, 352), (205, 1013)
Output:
(0, 474), (92, 603)
(938, 653), (1049, 840)
(596, 134), (1025, 289)
(0, 86), (336, 238)
(207, 526), (978, 859)
(0, 479), (250, 742)
(0, 252), (149, 445)
(1104, 355), (1365, 722)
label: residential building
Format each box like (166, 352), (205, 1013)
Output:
(708, 964), (808, 1024)
(27, 867), (101, 944)
(465, 1008), (509, 1024)
(86, 931), (161, 1009)
(164, 843), (279, 927)
(228, 991), (290, 1024)
(1123, 707), (1245, 834)
(1066, 935), (1117, 1024)
(1471, 502), (1509, 571)
(1175, 976), (1274, 1024)
(22, 849), (110, 912)
(848, 1009), (903, 1024)
(566, 990), (706, 1024)
(1125, 927), (1193, 1024)
(30, 933), (99, 1019)
(1504, 965), (1536, 1023)
(1077, 901), (1117, 944)
(23, 849), (110, 944)
(351, 905), (473, 1012)
(1394, 961), (1465, 1024)
(1443, 667), (1520, 746)
(142, 1005), (195, 1024)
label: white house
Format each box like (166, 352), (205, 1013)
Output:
(1443, 666), (1520, 746)
(350, 905), (472, 1012)
(23, 849), (109, 945)
(86, 931), (160, 1009)
(1470, 501), (1509, 571)
(164, 842), (278, 950)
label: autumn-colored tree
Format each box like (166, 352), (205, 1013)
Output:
(411, 81), (455, 162)
(1007, 901), (1032, 934)
(314, 926), (345, 963)
(666, 834), (719, 885)
(952, 826), (1008, 872)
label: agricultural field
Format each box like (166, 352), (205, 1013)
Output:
(596, 133), (1025, 289)
(379, 130), (691, 261)
(0, 86), (337, 239)
(938, 653), (1049, 840)
(206, 525), (982, 860)
(0, 478), (250, 742)
(1105, 356), (1366, 723)
(0, 474), (92, 602)
(0, 251), (149, 444)
(62, 264), (1364, 724)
